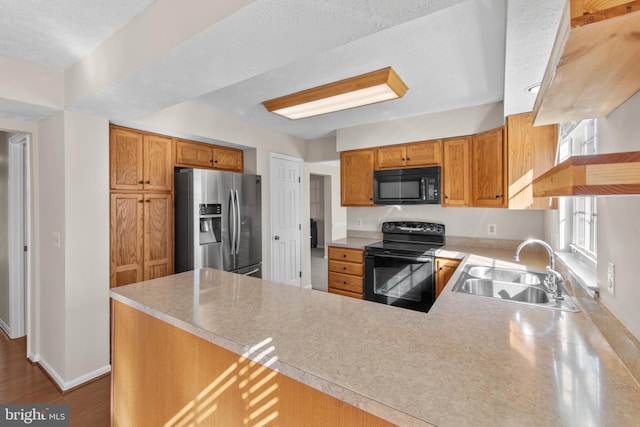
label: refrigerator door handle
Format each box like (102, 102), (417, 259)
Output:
(235, 189), (241, 255)
(229, 190), (236, 255)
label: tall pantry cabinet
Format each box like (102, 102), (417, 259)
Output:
(109, 126), (174, 288)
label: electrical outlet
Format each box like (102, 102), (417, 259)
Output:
(607, 262), (615, 296)
(52, 232), (61, 248)
(356, 218), (362, 227)
(487, 224), (497, 236)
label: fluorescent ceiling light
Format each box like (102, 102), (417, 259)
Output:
(262, 67), (408, 120)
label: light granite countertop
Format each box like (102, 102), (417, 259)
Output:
(110, 247), (640, 426)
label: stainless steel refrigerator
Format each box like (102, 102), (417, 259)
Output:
(174, 168), (262, 277)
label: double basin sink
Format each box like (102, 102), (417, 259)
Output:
(452, 265), (580, 312)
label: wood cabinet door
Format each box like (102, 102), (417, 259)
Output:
(341, 149), (375, 206)
(110, 128), (143, 191)
(375, 145), (407, 169)
(143, 193), (173, 281)
(110, 193), (144, 287)
(436, 258), (461, 298)
(506, 113), (558, 210)
(406, 140), (442, 166)
(442, 137), (471, 207)
(143, 134), (173, 192)
(175, 139), (213, 168)
(212, 146), (243, 172)
(472, 127), (506, 208)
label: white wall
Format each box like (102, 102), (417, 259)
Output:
(36, 112), (67, 380)
(348, 205), (544, 240)
(593, 91), (640, 340)
(63, 112), (110, 382)
(337, 102), (504, 151)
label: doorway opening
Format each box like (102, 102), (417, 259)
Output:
(0, 132), (30, 342)
(310, 174), (332, 291)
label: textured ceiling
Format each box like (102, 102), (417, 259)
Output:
(0, 0), (565, 141)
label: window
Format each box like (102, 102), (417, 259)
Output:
(557, 119), (597, 259)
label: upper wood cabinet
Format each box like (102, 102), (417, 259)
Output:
(212, 146), (243, 172)
(110, 127), (172, 192)
(375, 140), (442, 169)
(341, 149), (374, 206)
(175, 139), (243, 172)
(506, 112), (558, 210)
(442, 137), (472, 207)
(175, 139), (213, 168)
(472, 127), (507, 208)
(110, 192), (173, 288)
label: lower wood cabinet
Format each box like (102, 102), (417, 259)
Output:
(110, 192), (173, 288)
(328, 246), (364, 299)
(435, 257), (461, 298)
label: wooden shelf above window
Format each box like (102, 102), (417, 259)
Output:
(532, 151), (640, 196)
(533, 0), (640, 126)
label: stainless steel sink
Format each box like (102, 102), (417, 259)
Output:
(452, 265), (580, 312)
(456, 279), (549, 303)
(466, 266), (542, 285)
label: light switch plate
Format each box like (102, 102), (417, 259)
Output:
(52, 232), (61, 248)
(487, 224), (497, 236)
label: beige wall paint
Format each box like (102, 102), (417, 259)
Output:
(63, 112), (110, 381)
(348, 205), (544, 240)
(0, 56), (63, 109)
(336, 102), (504, 151)
(36, 112), (67, 380)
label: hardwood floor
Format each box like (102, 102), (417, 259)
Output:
(0, 330), (110, 426)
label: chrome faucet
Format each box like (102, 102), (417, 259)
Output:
(513, 239), (564, 300)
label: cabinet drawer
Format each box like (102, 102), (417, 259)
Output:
(329, 260), (364, 276)
(328, 288), (363, 300)
(328, 246), (363, 263)
(328, 272), (363, 294)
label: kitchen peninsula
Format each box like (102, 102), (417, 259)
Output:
(110, 250), (640, 426)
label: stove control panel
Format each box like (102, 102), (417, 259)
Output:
(381, 221), (445, 236)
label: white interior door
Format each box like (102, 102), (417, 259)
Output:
(270, 154), (301, 286)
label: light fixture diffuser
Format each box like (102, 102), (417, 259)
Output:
(262, 67), (408, 120)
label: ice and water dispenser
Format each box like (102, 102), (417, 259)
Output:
(199, 204), (221, 245)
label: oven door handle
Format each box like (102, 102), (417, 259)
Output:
(372, 253), (434, 263)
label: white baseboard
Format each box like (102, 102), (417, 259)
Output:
(35, 355), (111, 391)
(0, 318), (11, 337)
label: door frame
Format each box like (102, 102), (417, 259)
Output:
(269, 153), (302, 285)
(7, 133), (30, 339)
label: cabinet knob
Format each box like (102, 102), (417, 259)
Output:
(445, 195), (449, 199)
(407, 157), (410, 161)
(343, 281), (347, 285)
(343, 267), (347, 270)
(402, 158), (405, 161)
(343, 254), (347, 258)
(138, 200), (144, 203)
(145, 199), (151, 203)
(210, 159), (213, 163)
(214, 160), (218, 163)
(495, 194), (504, 199)
(145, 180), (150, 184)
(138, 180), (144, 184)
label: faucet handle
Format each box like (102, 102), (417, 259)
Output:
(545, 267), (564, 300)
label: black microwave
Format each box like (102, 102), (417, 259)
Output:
(373, 166), (441, 205)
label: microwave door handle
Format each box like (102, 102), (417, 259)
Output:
(420, 177), (427, 200)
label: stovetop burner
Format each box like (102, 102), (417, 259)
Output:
(364, 221), (446, 256)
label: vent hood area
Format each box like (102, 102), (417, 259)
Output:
(533, 0), (640, 126)
(533, 151), (640, 196)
